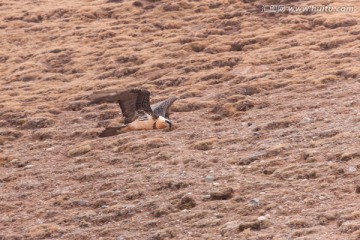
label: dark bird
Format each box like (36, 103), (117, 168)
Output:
(89, 88), (177, 137)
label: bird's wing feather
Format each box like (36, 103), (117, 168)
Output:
(89, 89), (134, 104)
(89, 89), (139, 124)
(131, 88), (153, 114)
(151, 96), (178, 118)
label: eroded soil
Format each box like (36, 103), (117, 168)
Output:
(1, 0), (360, 239)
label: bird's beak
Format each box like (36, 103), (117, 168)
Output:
(165, 119), (172, 128)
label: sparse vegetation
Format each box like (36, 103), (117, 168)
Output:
(1, 0), (360, 239)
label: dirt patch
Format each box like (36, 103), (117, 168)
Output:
(1, 0), (360, 239)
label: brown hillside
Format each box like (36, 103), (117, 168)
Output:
(1, 0), (360, 239)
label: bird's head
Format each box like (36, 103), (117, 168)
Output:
(157, 116), (172, 129)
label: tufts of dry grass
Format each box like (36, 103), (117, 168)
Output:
(190, 138), (217, 151)
(1, 0), (360, 239)
(27, 224), (62, 239)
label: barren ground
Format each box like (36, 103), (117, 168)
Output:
(1, 0), (360, 239)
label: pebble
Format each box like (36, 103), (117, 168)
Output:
(201, 195), (211, 201)
(67, 144), (91, 157)
(24, 165), (34, 169)
(249, 198), (261, 207)
(302, 117), (312, 123)
(10, 159), (27, 168)
(319, 195), (326, 200)
(10, 159), (19, 164)
(348, 166), (357, 173)
(204, 175), (214, 183)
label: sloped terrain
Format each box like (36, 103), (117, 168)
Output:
(1, 0), (360, 239)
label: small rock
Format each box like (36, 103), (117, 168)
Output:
(241, 122), (248, 127)
(319, 195), (326, 200)
(24, 164), (34, 169)
(10, 159), (19, 166)
(257, 215), (267, 221)
(302, 117), (313, 123)
(249, 198), (261, 207)
(10, 159), (28, 168)
(348, 166), (357, 173)
(210, 187), (234, 200)
(201, 195), (211, 201)
(204, 175), (214, 183)
(67, 144), (91, 157)
(10, 159), (19, 163)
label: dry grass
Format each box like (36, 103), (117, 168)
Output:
(0, 0), (360, 239)
(27, 224), (62, 239)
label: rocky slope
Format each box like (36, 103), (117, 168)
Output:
(1, 0), (360, 239)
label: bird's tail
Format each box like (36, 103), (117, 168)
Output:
(99, 126), (127, 137)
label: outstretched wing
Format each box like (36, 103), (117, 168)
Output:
(89, 88), (152, 124)
(133, 88), (152, 114)
(151, 96), (177, 118)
